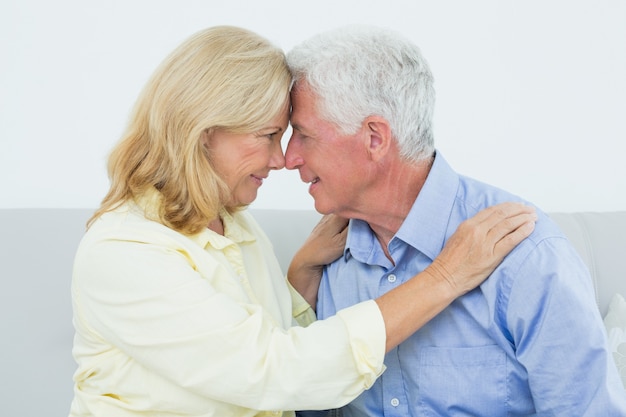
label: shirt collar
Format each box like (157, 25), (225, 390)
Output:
(132, 188), (256, 250)
(344, 151), (460, 263)
(343, 219), (382, 265)
(207, 209), (256, 247)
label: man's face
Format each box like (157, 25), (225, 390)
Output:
(285, 83), (371, 216)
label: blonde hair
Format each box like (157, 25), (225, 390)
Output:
(90, 26), (291, 234)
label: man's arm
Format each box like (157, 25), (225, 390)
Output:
(508, 238), (626, 414)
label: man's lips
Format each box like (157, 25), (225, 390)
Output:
(299, 173), (319, 184)
(307, 177), (320, 194)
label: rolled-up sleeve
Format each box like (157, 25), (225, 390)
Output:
(336, 300), (386, 389)
(288, 279), (317, 328)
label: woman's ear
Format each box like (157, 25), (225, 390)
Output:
(200, 129), (213, 155)
(364, 116), (393, 162)
(200, 129), (210, 147)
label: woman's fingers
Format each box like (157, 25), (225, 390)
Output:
(490, 211), (537, 257)
(431, 202), (537, 295)
(468, 202), (535, 228)
(466, 202), (537, 256)
(299, 214), (349, 268)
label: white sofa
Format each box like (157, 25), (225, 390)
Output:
(1, 208), (625, 416)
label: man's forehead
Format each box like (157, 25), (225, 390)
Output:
(289, 94), (314, 127)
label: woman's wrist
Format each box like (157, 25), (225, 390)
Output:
(287, 250), (323, 308)
(421, 258), (465, 300)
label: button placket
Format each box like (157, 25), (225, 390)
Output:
(222, 243), (259, 304)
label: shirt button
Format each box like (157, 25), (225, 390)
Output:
(390, 398), (400, 407)
(387, 274), (397, 283)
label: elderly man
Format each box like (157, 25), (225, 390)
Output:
(286, 25), (626, 416)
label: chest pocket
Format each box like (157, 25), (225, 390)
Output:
(418, 345), (508, 416)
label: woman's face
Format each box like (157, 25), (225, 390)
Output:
(203, 106), (290, 207)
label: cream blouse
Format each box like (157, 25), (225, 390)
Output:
(69, 192), (385, 417)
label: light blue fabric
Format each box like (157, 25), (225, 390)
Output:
(316, 152), (626, 416)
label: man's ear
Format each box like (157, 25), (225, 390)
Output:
(364, 116), (393, 162)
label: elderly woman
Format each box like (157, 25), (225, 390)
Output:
(69, 26), (535, 417)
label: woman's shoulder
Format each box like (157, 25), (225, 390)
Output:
(82, 202), (188, 248)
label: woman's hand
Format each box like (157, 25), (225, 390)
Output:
(425, 202), (538, 297)
(288, 214), (349, 309)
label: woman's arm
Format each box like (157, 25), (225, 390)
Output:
(377, 202), (536, 351)
(290, 202), (536, 351)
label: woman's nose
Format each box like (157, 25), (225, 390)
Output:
(270, 141), (286, 170)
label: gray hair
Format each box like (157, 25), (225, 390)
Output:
(287, 25), (435, 163)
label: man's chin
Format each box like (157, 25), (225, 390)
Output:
(313, 199), (334, 215)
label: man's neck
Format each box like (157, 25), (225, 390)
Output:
(356, 156), (433, 255)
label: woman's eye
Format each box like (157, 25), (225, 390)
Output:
(255, 129), (280, 141)
(264, 131), (280, 140)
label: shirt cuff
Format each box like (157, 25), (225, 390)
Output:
(336, 300), (386, 388)
(288, 279), (317, 327)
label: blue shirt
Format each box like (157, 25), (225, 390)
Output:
(316, 152), (626, 416)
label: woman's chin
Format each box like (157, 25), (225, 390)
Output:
(231, 191), (258, 208)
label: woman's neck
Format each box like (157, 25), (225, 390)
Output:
(207, 217), (224, 235)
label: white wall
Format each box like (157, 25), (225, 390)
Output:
(1, 0), (625, 212)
